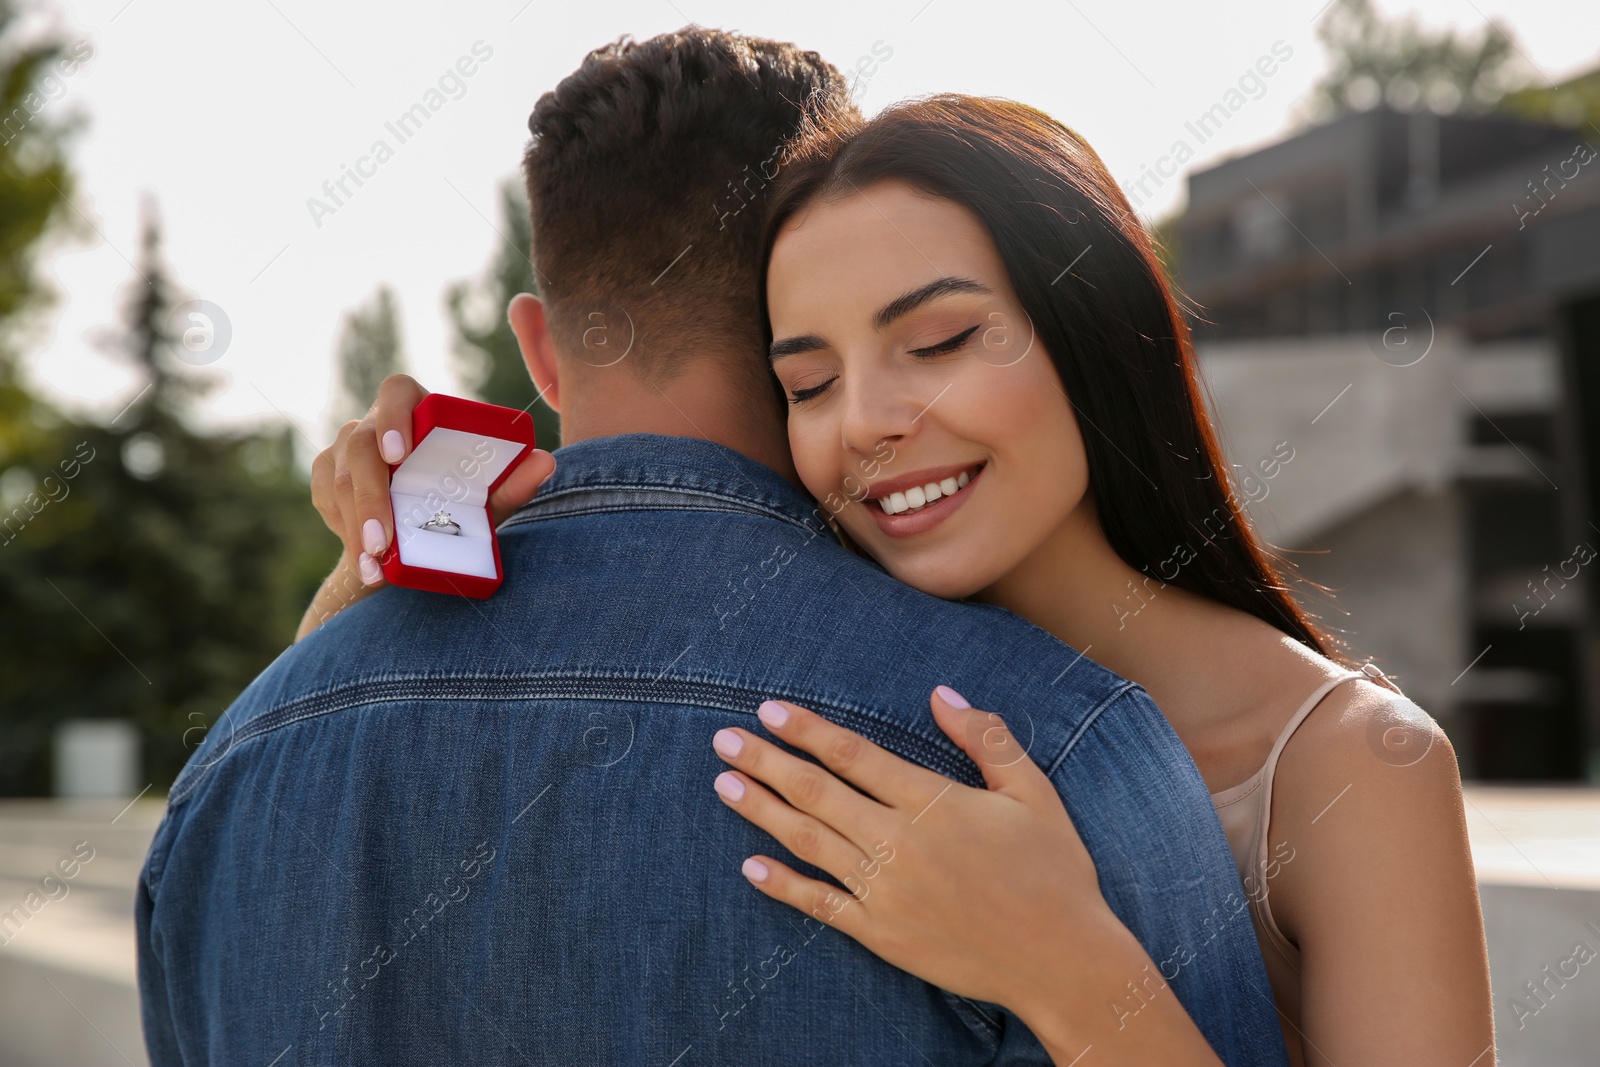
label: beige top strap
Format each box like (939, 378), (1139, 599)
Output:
(1211, 664), (1381, 970)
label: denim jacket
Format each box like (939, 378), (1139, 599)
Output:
(137, 433), (1287, 1066)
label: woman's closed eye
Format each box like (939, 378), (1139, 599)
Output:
(785, 324), (980, 404)
(787, 376), (838, 405)
(908, 324), (980, 359)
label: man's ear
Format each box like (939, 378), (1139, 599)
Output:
(509, 293), (560, 413)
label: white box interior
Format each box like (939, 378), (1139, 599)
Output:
(389, 427), (524, 579)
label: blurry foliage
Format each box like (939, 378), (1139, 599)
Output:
(1501, 67), (1600, 131)
(445, 178), (560, 449)
(0, 157), (329, 793)
(0, 395), (329, 796)
(1299, 0), (1532, 123)
(0, 7), (79, 369)
(330, 283), (407, 432)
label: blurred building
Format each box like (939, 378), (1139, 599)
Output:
(1174, 104), (1600, 781)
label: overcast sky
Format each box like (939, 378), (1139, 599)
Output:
(20, 0), (1600, 452)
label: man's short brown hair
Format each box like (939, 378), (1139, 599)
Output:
(524, 28), (855, 381)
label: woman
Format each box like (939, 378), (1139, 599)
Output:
(305, 96), (1494, 1066)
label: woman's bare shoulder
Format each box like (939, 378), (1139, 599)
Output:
(1264, 666), (1490, 1063)
(1266, 666), (1473, 953)
(1272, 670), (1466, 864)
(1281, 673), (1456, 789)
(1226, 629), (1464, 830)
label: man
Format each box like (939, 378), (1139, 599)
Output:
(137, 29), (1286, 1065)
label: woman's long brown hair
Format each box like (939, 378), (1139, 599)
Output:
(763, 94), (1346, 661)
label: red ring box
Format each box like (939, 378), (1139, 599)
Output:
(378, 393), (536, 598)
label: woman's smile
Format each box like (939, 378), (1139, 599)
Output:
(864, 460), (985, 537)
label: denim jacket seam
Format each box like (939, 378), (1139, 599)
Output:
(141, 818), (172, 897)
(501, 484), (830, 539)
(508, 499), (809, 531)
(1045, 681), (1139, 777)
(166, 671), (981, 809)
(944, 993), (1004, 1045)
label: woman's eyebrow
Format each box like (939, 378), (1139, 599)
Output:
(874, 276), (990, 330)
(769, 334), (827, 361)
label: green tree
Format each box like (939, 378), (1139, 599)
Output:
(1501, 65), (1600, 131)
(0, 7), (81, 379)
(330, 284), (407, 430)
(1300, 0), (1530, 122)
(444, 178), (560, 449)
(0, 10), (91, 789)
(0, 202), (331, 795)
(103, 197), (214, 419)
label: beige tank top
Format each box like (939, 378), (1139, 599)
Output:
(1209, 665), (1382, 972)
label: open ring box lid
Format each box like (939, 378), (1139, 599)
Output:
(378, 393), (536, 599)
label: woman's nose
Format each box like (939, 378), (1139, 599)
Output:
(836, 368), (927, 465)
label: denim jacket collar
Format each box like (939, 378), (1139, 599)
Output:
(501, 433), (835, 541)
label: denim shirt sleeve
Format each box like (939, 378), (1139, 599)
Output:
(997, 687), (1289, 1067)
(135, 839), (181, 1064)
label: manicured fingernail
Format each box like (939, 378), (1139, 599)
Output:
(758, 701), (789, 729)
(714, 772), (745, 801)
(380, 430), (405, 464)
(741, 857), (769, 883)
(713, 729), (743, 758)
(358, 552), (381, 585)
(362, 518), (385, 556)
(935, 685), (970, 709)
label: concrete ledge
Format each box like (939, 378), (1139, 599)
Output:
(0, 798), (158, 1067)
(0, 948), (146, 1067)
(1481, 882), (1600, 1067)
(1464, 786), (1600, 1066)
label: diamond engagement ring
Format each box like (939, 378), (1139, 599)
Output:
(420, 510), (462, 535)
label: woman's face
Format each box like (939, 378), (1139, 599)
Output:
(766, 180), (1091, 600)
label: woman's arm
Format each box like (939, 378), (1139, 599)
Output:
(1269, 687), (1494, 1066)
(295, 550), (379, 640)
(296, 374), (555, 641)
(712, 688), (1224, 1065)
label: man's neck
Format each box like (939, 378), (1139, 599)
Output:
(557, 356), (801, 489)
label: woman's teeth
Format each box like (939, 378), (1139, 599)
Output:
(879, 469), (972, 515)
